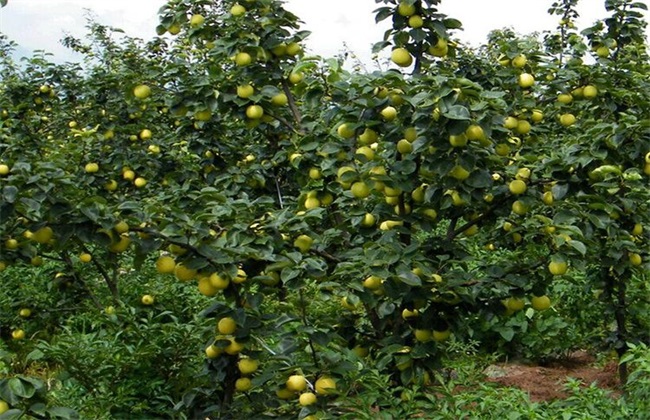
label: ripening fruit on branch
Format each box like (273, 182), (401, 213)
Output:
(205, 344), (221, 359)
(360, 213), (376, 227)
(380, 106), (397, 121)
(432, 329), (451, 342)
(408, 15), (424, 28)
(141, 294), (155, 305)
(231, 3), (246, 16)
(428, 38), (448, 57)
(629, 252), (642, 266)
(504, 116), (518, 130)
(404, 127), (417, 142)
(79, 253), (92, 263)
(504, 297), (525, 311)
(531, 109), (544, 123)
(276, 388), (294, 400)
(358, 128), (378, 145)
(558, 93), (573, 104)
(218, 317), (237, 335)
(350, 182), (371, 198)
(596, 45), (610, 58)
(32, 226), (54, 244)
(271, 92), (288, 106)
(294, 234), (313, 253)
(195, 110), (212, 121)
(582, 85), (598, 99)
(512, 200), (528, 215)
(511, 55), (527, 68)
(397, 139), (413, 154)
(0, 164), (9, 175)
(198, 277), (218, 296)
(224, 338), (245, 355)
(337, 123), (355, 138)
(288, 72), (304, 84)
(315, 376), (337, 395)
(11, 329), (25, 340)
(235, 52), (252, 66)
(465, 125), (485, 141)
(237, 84), (254, 99)
(174, 263), (197, 281)
(542, 191), (554, 205)
(414, 329), (432, 342)
(449, 134), (468, 147)
(560, 113), (577, 126)
(548, 260), (568, 275)
(397, 1), (416, 16)
(286, 42), (302, 56)
(235, 378), (252, 392)
(379, 220), (403, 230)
(531, 295), (551, 311)
(304, 196), (320, 210)
(209, 273), (230, 290)
(299, 392), (317, 406)
(515, 120), (531, 135)
(168, 23), (181, 35)
(449, 165), (470, 181)
(156, 255), (176, 274)
(286, 375), (307, 392)
(134, 177), (147, 188)
(518, 73), (535, 88)
(84, 162), (99, 173)
(246, 105), (264, 119)
(402, 308), (419, 319)
(234, 268), (247, 284)
(190, 14), (205, 27)
(363, 275), (383, 290)
(355, 146), (375, 161)
(509, 180), (527, 195)
(238, 358), (259, 375)
(391, 48), (413, 67)
(133, 84), (151, 99)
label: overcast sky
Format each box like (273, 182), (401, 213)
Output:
(0, 0), (648, 66)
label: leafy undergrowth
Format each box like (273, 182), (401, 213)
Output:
(333, 344), (650, 419)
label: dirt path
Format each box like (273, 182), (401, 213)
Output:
(482, 351), (620, 401)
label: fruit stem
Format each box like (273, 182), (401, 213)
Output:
(612, 270), (629, 383)
(59, 251), (103, 309)
(299, 289), (320, 370)
(281, 78), (302, 127)
(79, 241), (120, 304)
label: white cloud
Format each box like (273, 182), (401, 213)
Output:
(0, 0), (647, 65)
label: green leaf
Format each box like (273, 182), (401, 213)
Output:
(551, 183), (569, 200)
(443, 18), (463, 29)
(25, 349), (44, 362)
(568, 240), (587, 256)
(465, 170), (492, 188)
(0, 409), (24, 420)
(440, 104), (470, 120)
(2, 186), (17, 203)
(0, 0), (7, 7)
(496, 326), (515, 341)
(8, 377), (34, 398)
(398, 271), (422, 286)
(47, 406), (80, 419)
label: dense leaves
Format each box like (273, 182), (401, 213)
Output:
(0, 0), (649, 417)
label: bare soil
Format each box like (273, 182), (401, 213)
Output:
(482, 351), (620, 402)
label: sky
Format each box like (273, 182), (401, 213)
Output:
(0, 0), (648, 66)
